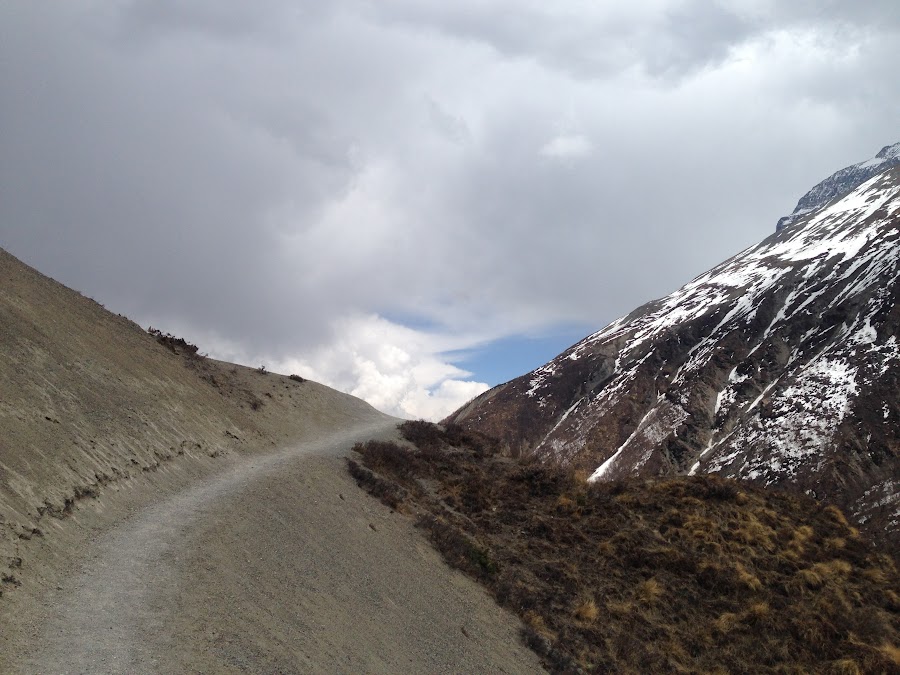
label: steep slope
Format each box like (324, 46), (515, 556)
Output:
(0, 246), (385, 590)
(448, 163), (900, 547)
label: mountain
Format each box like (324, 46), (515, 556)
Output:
(447, 150), (900, 547)
(777, 142), (900, 231)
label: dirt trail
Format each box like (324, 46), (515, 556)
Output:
(5, 420), (543, 674)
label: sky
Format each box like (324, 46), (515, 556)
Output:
(1, 1), (898, 420)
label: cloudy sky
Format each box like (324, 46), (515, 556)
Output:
(1, 1), (897, 419)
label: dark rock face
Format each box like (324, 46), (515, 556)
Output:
(777, 142), (900, 231)
(448, 164), (900, 547)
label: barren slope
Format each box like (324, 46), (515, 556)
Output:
(0, 247), (543, 672)
(4, 422), (542, 673)
(0, 246), (381, 589)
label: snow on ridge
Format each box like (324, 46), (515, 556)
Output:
(876, 141), (900, 161)
(859, 156), (888, 170)
(713, 367), (748, 420)
(569, 174), (900, 379)
(540, 397), (585, 447)
(777, 142), (900, 231)
(568, 174), (896, 481)
(523, 167), (898, 478)
(855, 480), (900, 526)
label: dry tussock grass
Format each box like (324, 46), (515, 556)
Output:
(879, 642), (900, 665)
(573, 598), (599, 623)
(350, 421), (900, 674)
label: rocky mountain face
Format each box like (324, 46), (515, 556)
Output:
(777, 142), (900, 231)
(447, 152), (900, 547)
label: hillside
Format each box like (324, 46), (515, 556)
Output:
(447, 150), (900, 548)
(0, 246), (383, 590)
(352, 422), (900, 673)
(0, 247), (544, 673)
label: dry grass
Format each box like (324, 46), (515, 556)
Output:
(573, 598), (599, 623)
(879, 642), (900, 665)
(734, 561), (762, 592)
(349, 421), (900, 674)
(637, 578), (664, 603)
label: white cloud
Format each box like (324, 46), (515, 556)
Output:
(402, 379), (490, 421)
(539, 134), (593, 159)
(261, 315), (490, 421)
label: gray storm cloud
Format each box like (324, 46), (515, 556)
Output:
(1, 0), (897, 417)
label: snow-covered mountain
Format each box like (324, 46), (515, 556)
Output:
(448, 148), (900, 546)
(777, 142), (900, 231)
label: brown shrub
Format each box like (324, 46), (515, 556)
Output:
(147, 327), (200, 357)
(573, 598), (599, 623)
(734, 562), (763, 592)
(352, 440), (419, 479)
(824, 504), (851, 529)
(398, 420), (445, 452)
(637, 578), (664, 603)
(878, 643), (900, 666)
(346, 459), (407, 510)
(828, 658), (861, 675)
(714, 612), (741, 635)
(348, 428), (900, 674)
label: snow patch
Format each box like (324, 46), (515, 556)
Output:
(706, 356), (859, 484)
(589, 402), (687, 481)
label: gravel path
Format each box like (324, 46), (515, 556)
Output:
(8, 421), (543, 674)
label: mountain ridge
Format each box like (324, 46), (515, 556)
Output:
(777, 141), (900, 231)
(448, 155), (900, 547)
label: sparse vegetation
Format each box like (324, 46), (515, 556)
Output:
(350, 421), (900, 674)
(146, 326), (284, 412)
(147, 327), (200, 357)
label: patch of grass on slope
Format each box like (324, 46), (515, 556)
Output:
(349, 421), (900, 674)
